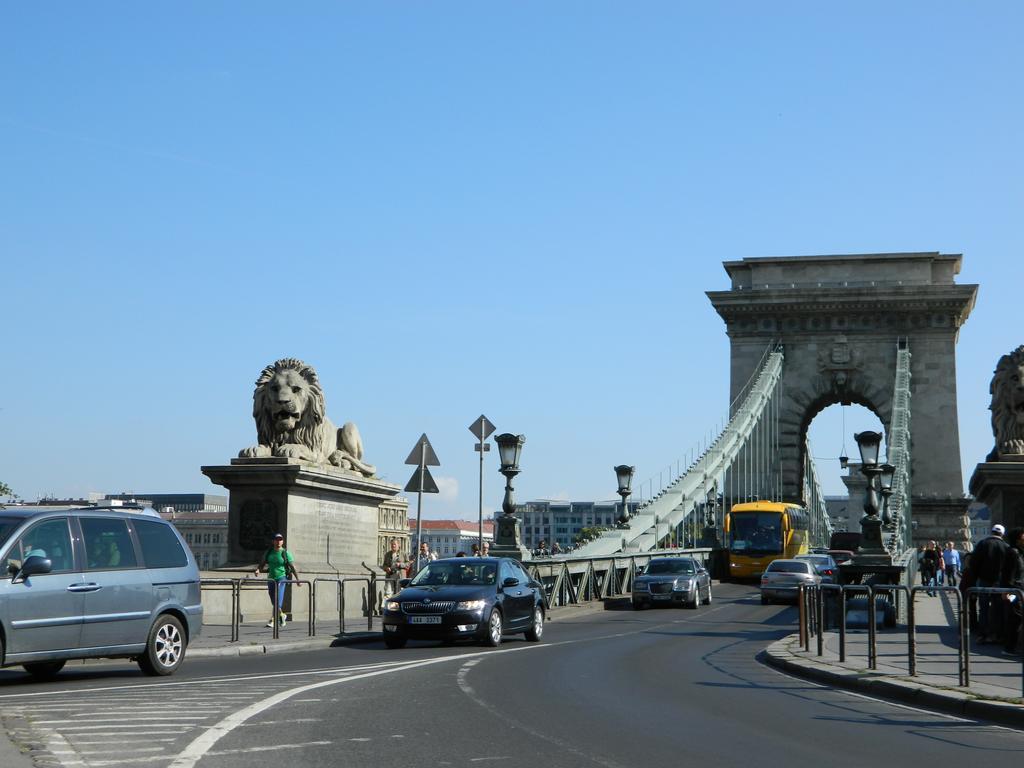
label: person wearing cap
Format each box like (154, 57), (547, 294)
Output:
(966, 524), (1011, 643)
(254, 533), (298, 628)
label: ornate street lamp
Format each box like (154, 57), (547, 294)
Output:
(852, 430), (891, 564)
(614, 464), (634, 526)
(491, 433), (528, 560)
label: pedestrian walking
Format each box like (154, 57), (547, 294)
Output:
(381, 538), (408, 599)
(966, 524), (1011, 643)
(480, 541), (491, 557)
(254, 533), (298, 628)
(1000, 528), (1024, 655)
(920, 541), (940, 596)
(943, 541), (961, 587)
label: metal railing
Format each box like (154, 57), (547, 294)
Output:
(311, 577), (374, 636)
(524, 549), (712, 609)
(199, 578), (241, 643)
(795, 584), (1024, 695)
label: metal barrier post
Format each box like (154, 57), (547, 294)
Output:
(815, 586), (824, 657)
(867, 584), (877, 669)
(798, 584), (808, 650)
(839, 586), (847, 662)
(873, 584), (911, 674)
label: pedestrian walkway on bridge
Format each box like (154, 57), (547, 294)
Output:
(766, 588), (1024, 728)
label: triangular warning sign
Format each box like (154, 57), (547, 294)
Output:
(404, 433), (441, 466)
(405, 466), (440, 494)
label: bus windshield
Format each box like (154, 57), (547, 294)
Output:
(729, 513), (783, 555)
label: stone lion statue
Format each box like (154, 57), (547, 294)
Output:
(987, 345), (1024, 461)
(238, 358), (376, 476)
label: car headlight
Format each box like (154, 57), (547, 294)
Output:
(456, 599), (487, 612)
(673, 579), (694, 592)
(385, 601), (401, 612)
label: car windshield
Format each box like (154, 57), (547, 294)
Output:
(645, 559), (696, 575)
(729, 513), (782, 555)
(410, 561), (497, 587)
(767, 561), (810, 574)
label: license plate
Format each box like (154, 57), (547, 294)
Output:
(409, 616), (442, 624)
(652, 594), (671, 600)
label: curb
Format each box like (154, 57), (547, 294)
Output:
(763, 635), (1024, 730)
(188, 601), (609, 659)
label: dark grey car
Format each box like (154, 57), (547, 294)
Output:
(0, 506), (202, 679)
(632, 557), (712, 609)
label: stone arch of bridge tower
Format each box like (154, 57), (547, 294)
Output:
(708, 253), (978, 546)
(777, 367), (892, 504)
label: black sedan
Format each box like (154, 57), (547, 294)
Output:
(382, 557), (545, 648)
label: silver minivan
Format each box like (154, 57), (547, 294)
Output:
(0, 505), (203, 679)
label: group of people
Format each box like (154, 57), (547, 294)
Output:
(961, 523), (1024, 654)
(918, 540), (962, 595)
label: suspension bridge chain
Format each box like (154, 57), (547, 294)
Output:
(575, 345), (785, 556)
(885, 338), (913, 555)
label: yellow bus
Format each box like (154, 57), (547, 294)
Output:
(724, 501), (810, 579)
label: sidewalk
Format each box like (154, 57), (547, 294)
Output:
(764, 590), (1024, 728)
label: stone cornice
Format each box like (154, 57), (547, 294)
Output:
(707, 284), (978, 327)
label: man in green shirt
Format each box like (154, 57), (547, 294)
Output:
(254, 533), (298, 628)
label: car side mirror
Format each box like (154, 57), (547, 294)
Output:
(16, 555), (52, 581)
(502, 577), (520, 588)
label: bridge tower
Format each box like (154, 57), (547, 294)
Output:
(708, 253), (977, 544)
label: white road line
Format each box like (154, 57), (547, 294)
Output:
(0, 659), (418, 701)
(80, 741), (333, 766)
(32, 717), (206, 725)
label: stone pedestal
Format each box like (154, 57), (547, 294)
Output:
(970, 461), (1024, 532)
(201, 457), (404, 573)
(489, 513), (531, 561)
(910, 496), (972, 549)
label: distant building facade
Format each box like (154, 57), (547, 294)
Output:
(409, 520), (495, 558)
(511, 500), (640, 550)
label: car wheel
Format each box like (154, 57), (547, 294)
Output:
(384, 633), (407, 649)
(704, 584), (713, 605)
(138, 614), (186, 676)
(689, 591), (700, 609)
(23, 661), (66, 681)
(761, 593), (770, 605)
(525, 606), (544, 642)
(483, 609), (503, 647)
(632, 600), (645, 610)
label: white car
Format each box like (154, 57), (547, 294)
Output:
(760, 559), (820, 604)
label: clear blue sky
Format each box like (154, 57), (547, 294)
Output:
(3, 4), (1021, 518)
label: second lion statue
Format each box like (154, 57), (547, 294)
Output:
(238, 358), (377, 477)
(987, 344), (1024, 461)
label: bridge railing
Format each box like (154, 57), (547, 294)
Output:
(795, 584), (1024, 695)
(524, 549), (713, 609)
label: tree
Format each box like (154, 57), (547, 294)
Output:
(0, 481), (12, 499)
(574, 526), (608, 545)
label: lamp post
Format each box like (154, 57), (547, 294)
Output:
(853, 430), (892, 565)
(614, 464), (634, 527)
(491, 433), (529, 561)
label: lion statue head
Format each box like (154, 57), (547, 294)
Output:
(238, 358), (376, 476)
(988, 345), (1024, 461)
(251, 358), (327, 456)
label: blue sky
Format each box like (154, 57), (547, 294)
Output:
(2, 4), (1021, 517)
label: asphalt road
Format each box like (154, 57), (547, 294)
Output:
(2, 583), (1023, 768)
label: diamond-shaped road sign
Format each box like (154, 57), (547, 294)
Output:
(405, 466), (440, 494)
(404, 433), (440, 466)
(468, 415), (496, 442)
